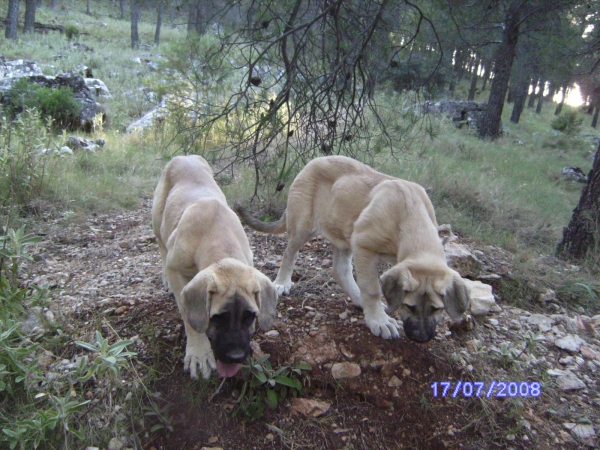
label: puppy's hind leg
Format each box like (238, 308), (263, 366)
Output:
(332, 247), (362, 307)
(274, 232), (313, 296)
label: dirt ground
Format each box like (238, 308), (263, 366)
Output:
(25, 201), (599, 449)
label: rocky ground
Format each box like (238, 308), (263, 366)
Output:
(21, 201), (600, 449)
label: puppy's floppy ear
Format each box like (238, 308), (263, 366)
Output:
(380, 265), (417, 313)
(442, 275), (470, 321)
(254, 271), (278, 330)
(181, 271), (213, 333)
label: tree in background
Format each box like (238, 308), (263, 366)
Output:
(155, 0), (164, 45)
(131, 0), (141, 48)
(23, 0), (36, 33)
(446, 0), (582, 140)
(557, 0), (600, 262)
(164, 0), (443, 198)
(557, 142), (600, 262)
(5, 0), (20, 40)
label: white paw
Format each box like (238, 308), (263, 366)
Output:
(364, 308), (400, 340)
(183, 334), (216, 380)
(274, 281), (294, 296)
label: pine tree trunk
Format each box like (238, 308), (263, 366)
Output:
(86, 0), (91, 15)
(187, 0), (198, 36)
(527, 78), (539, 108)
(154, 1), (162, 45)
(194, 0), (206, 34)
(479, 3), (520, 139)
(481, 62), (491, 91)
(467, 57), (480, 101)
(120, 0), (126, 20)
(592, 107), (599, 129)
(557, 142), (600, 262)
(23, 0), (36, 33)
(5, 0), (20, 40)
(510, 76), (529, 124)
(555, 85), (567, 116)
(131, 0), (140, 48)
(535, 93), (544, 114)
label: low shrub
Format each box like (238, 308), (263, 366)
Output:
(6, 79), (82, 130)
(550, 110), (583, 135)
(64, 24), (80, 41)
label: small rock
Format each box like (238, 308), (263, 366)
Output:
(462, 279), (495, 315)
(465, 339), (480, 353)
(339, 310), (349, 320)
(527, 314), (555, 332)
(569, 424), (596, 441)
(555, 334), (585, 352)
(114, 306), (128, 315)
(402, 368), (411, 377)
(107, 438), (124, 450)
(486, 318), (499, 326)
(556, 372), (586, 390)
(559, 356), (574, 365)
(290, 398), (331, 417)
(387, 376), (402, 387)
(580, 345), (600, 361)
(331, 362), (361, 379)
(208, 436), (218, 444)
(444, 242), (482, 277)
(339, 344), (355, 360)
(265, 330), (280, 338)
(538, 288), (556, 303)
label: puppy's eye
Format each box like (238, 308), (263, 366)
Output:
(405, 304), (417, 312)
(242, 310), (256, 325)
(430, 305), (443, 314)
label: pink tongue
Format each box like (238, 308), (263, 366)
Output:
(216, 360), (242, 378)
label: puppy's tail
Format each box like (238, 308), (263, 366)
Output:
(233, 203), (287, 234)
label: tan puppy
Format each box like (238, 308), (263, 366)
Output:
(152, 155), (277, 379)
(235, 155), (469, 342)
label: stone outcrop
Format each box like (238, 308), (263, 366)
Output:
(423, 100), (491, 130)
(0, 57), (108, 131)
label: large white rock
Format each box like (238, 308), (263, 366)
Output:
(555, 334), (585, 352)
(462, 279), (495, 316)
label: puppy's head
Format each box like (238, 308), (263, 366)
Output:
(380, 262), (469, 343)
(181, 258), (277, 377)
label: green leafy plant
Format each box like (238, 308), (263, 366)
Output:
(234, 354), (311, 421)
(75, 331), (136, 383)
(64, 24), (79, 41)
(550, 110), (583, 135)
(6, 79), (82, 130)
(143, 396), (183, 437)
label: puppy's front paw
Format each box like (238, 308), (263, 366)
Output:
(364, 309), (400, 340)
(274, 281), (294, 296)
(183, 334), (216, 380)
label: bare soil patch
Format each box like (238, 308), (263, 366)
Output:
(25, 202), (598, 449)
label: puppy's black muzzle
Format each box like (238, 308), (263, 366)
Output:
(403, 317), (436, 343)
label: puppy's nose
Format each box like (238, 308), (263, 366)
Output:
(226, 349), (247, 362)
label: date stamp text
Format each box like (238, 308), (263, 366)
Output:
(431, 381), (542, 398)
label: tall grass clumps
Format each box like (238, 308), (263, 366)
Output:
(0, 228), (149, 449)
(0, 110), (62, 226)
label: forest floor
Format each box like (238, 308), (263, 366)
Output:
(25, 201), (599, 450)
